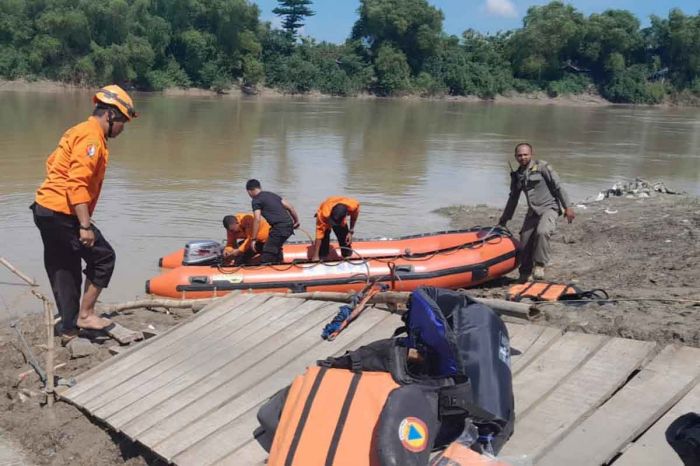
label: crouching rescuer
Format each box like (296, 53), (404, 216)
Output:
(254, 286), (515, 465)
(31, 85), (137, 339)
(311, 196), (360, 261)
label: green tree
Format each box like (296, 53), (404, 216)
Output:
(579, 9), (642, 78)
(352, 0), (443, 74)
(508, 1), (586, 81)
(648, 9), (700, 88)
(374, 42), (411, 95)
(273, 0), (315, 38)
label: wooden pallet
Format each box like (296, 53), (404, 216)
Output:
(60, 293), (700, 465)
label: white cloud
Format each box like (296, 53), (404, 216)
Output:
(484, 0), (518, 18)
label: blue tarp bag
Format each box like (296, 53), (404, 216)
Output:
(403, 287), (515, 452)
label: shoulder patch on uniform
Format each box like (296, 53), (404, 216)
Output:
(86, 143), (97, 158)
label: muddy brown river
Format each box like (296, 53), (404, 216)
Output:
(1, 89), (699, 315)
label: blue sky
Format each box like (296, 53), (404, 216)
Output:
(254, 0), (699, 43)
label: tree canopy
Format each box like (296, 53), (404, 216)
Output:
(0, 0), (698, 103)
(273, 0), (314, 38)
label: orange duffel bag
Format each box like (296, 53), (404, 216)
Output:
(268, 366), (401, 466)
(258, 287), (516, 466)
(506, 281), (608, 302)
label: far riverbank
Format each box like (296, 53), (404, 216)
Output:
(3, 78), (697, 108)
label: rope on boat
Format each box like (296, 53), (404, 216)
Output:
(214, 225), (513, 275)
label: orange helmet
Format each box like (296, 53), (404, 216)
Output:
(93, 85), (137, 120)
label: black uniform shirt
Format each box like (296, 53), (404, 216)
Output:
(251, 191), (293, 228)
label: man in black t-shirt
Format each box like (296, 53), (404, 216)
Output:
(246, 179), (300, 264)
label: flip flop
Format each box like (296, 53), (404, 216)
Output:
(60, 331), (79, 346)
(78, 322), (116, 340)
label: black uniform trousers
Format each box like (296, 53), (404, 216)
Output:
(319, 224), (352, 258)
(31, 203), (116, 331)
(260, 224), (294, 265)
(232, 241), (265, 266)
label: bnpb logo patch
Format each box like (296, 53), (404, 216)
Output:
(398, 417), (428, 452)
(86, 144), (97, 157)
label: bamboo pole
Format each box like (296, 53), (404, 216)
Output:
(536, 297), (700, 305)
(96, 297), (221, 313)
(31, 289), (54, 407)
(0, 257), (37, 286)
(43, 298), (54, 407)
(279, 290), (541, 321)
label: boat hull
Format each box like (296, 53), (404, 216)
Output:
(158, 228), (502, 268)
(147, 234), (519, 299)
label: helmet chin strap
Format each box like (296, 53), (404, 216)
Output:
(107, 110), (115, 138)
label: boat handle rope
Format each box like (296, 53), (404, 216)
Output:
(214, 226), (511, 274)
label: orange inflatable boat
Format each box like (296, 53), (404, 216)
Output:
(158, 228), (500, 269)
(146, 228), (518, 299)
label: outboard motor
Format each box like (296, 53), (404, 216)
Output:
(182, 240), (223, 266)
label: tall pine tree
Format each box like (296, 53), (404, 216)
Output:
(273, 0), (315, 38)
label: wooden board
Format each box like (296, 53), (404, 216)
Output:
(63, 292), (257, 399)
(117, 301), (341, 436)
(512, 332), (607, 417)
(614, 383), (700, 466)
(83, 296), (300, 411)
(331, 309), (402, 353)
(59, 294), (700, 466)
(511, 326), (562, 375)
(68, 292), (247, 384)
(500, 338), (656, 459)
(92, 298), (322, 420)
(505, 322), (523, 339)
(537, 345), (700, 466)
(162, 311), (395, 464)
(70, 294), (271, 408)
(217, 440), (267, 466)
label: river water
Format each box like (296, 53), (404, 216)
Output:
(1, 90), (699, 316)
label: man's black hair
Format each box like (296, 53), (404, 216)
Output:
(246, 179), (261, 190)
(93, 103), (128, 122)
(514, 142), (533, 154)
(222, 215), (238, 229)
(329, 204), (348, 226)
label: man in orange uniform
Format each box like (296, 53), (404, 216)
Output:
(31, 85), (137, 340)
(222, 213), (270, 265)
(311, 196), (360, 261)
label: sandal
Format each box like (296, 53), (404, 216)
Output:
(60, 331), (79, 346)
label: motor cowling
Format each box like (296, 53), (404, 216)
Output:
(182, 240), (223, 266)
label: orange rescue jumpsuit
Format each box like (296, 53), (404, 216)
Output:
(225, 213), (271, 264)
(32, 117), (116, 332)
(315, 196), (360, 258)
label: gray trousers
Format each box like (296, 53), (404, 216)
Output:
(519, 208), (558, 275)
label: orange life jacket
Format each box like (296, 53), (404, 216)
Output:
(506, 281), (608, 302)
(267, 366), (403, 466)
(259, 288), (516, 466)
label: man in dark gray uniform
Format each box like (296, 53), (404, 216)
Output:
(498, 143), (575, 281)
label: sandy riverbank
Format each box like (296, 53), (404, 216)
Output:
(436, 194), (700, 346)
(0, 78), (623, 107)
(0, 192), (698, 465)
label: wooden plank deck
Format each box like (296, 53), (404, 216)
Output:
(60, 294), (700, 466)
